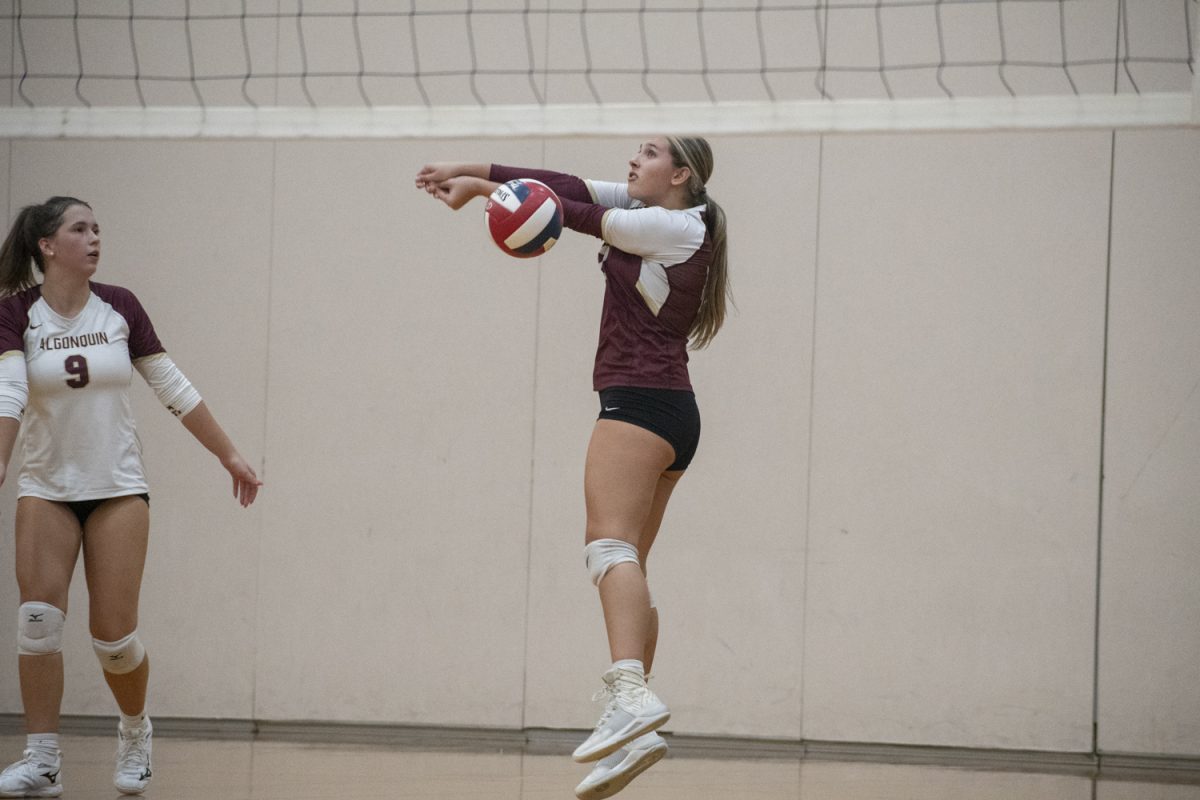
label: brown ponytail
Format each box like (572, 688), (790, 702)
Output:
(666, 137), (729, 350)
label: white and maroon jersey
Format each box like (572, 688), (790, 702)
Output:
(491, 165), (711, 391)
(0, 282), (201, 502)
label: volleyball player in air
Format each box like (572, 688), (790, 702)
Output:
(416, 136), (729, 798)
(0, 197), (262, 797)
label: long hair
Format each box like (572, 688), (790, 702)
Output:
(0, 196), (91, 296)
(666, 136), (728, 350)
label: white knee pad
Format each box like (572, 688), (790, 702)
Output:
(584, 539), (640, 586)
(93, 631), (146, 675)
(17, 602), (66, 655)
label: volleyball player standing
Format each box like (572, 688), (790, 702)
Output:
(0, 197), (261, 797)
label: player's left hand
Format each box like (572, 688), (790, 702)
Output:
(426, 176), (485, 210)
(223, 453), (262, 507)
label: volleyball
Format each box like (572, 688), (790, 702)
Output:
(484, 178), (564, 258)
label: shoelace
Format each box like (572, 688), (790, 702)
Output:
(590, 682), (620, 729)
(117, 729), (150, 769)
(611, 674), (653, 713)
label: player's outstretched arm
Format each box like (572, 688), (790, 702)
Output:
(179, 401), (262, 507)
(415, 163), (498, 210)
(414, 162), (489, 188)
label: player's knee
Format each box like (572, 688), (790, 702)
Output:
(17, 602), (66, 655)
(93, 630), (146, 674)
(584, 538), (640, 586)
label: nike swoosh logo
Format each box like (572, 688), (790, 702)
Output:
(30, 323), (42, 329)
(604, 406), (620, 412)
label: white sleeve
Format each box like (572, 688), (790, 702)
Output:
(599, 206), (707, 266)
(585, 180), (636, 209)
(134, 353), (202, 418)
(0, 350), (28, 420)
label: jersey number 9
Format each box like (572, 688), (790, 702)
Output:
(65, 355), (90, 388)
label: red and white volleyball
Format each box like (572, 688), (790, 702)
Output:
(484, 178), (564, 258)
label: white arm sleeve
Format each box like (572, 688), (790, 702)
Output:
(134, 353), (202, 418)
(600, 205), (707, 266)
(585, 180), (636, 209)
(0, 351), (29, 420)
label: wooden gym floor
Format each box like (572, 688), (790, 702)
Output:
(2, 730), (1198, 800)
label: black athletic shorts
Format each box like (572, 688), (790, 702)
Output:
(597, 386), (701, 471)
(64, 494), (150, 527)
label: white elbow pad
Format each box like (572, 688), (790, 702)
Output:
(134, 353), (201, 417)
(0, 351), (29, 420)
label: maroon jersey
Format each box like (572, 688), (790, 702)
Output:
(491, 165), (711, 391)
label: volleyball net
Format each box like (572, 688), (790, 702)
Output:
(1, 1), (1197, 139)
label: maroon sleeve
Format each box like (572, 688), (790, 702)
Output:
(0, 291), (34, 354)
(489, 164), (612, 240)
(560, 197), (606, 239)
(489, 164), (594, 203)
(91, 283), (165, 359)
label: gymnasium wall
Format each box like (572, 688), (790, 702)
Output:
(1, 3), (1198, 762)
(1, 127), (1196, 760)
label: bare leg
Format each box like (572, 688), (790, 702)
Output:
(82, 496), (150, 715)
(14, 498), (83, 734)
(574, 422), (682, 764)
(584, 420), (678, 663)
(637, 472), (682, 674)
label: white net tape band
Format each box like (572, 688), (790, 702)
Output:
(0, 93), (1195, 140)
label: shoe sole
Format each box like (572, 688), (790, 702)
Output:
(572, 711), (670, 763)
(114, 774), (151, 796)
(575, 742), (668, 800)
(0, 788), (63, 798)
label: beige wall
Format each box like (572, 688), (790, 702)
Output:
(1, 129), (1197, 757)
(803, 132), (1110, 752)
(1098, 129), (1200, 756)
